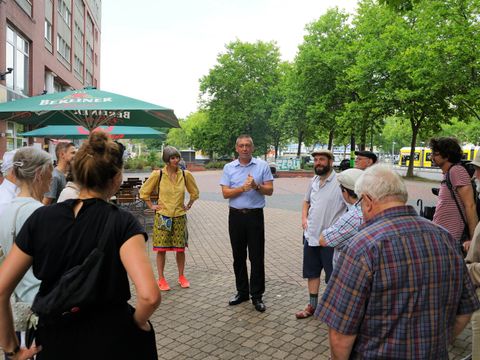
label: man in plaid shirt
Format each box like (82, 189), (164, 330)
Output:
(316, 165), (480, 359)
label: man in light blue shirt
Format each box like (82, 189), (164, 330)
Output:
(220, 135), (273, 312)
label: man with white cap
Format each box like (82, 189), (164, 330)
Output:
(295, 149), (346, 319)
(319, 168), (364, 268)
(0, 150), (18, 217)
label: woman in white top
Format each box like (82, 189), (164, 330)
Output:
(0, 147), (52, 349)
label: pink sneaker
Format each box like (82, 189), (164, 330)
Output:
(178, 275), (190, 288)
(158, 278), (170, 291)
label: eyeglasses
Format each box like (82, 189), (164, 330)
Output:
(354, 196), (363, 206)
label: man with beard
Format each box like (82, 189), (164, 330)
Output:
(296, 150), (347, 319)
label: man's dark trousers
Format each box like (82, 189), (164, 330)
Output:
(228, 208), (265, 300)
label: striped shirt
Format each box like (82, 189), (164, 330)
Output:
(317, 205), (480, 359)
(322, 202), (363, 266)
(433, 164), (471, 241)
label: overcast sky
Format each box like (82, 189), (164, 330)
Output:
(100, 0), (358, 119)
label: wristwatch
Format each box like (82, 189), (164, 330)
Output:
(256, 184), (261, 191)
(4, 345), (20, 357)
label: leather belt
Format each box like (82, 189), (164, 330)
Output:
(229, 207), (262, 214)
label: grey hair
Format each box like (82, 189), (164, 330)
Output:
(235, 134), (254, 146)
(355, 165), (408, 203)
(13, 147), (52, 182)
(162, 146), (181, 163)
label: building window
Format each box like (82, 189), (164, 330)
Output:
(14, 0), (32, 16)
(6, 26), (30, 96)
(86, 14), (93, 36)
(86, 41), (93, 61)
(74, 22), (84, 45)
(85, 70), (92, 86)
(57, 0), (71, 27)
(74, 55), (84, 77)
(44, 19), (53, 43)
(5, 122), (25, 151)
(56, 34), (71, 62)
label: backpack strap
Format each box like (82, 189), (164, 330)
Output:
(445, 164), (468, 230)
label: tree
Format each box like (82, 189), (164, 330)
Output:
(199, 40), (282, 156)
(295, 8), (355, 150)
(277, 62), (315, 156)
(266, 62), (292, 159)
(347, 0), (479, 177)
(165, 119), (190, 149)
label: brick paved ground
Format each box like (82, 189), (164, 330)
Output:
(129, 170), (472, 359)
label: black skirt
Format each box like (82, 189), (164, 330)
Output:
(35, 303), (157, 360)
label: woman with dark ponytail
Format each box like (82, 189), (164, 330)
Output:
(0, 131), (160, 359)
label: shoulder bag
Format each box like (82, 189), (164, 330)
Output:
(31, 204), (117, 317)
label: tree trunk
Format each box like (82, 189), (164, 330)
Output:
(297, 130), (304, 157)
(328, 130), (334, 150)
(350, 132), (355, 168)
(406, 117), (420, 178)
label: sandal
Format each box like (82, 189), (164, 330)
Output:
(295, 304), (315, 319)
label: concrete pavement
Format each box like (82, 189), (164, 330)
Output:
(133, 170), (472, 359)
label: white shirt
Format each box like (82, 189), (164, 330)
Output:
(57, 181), (80, 202)
(0, 178), (18, 218)
(0, 197), (42, 303)
(303, 171), (347, 246)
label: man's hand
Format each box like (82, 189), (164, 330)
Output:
(463, 240), (472, 252)
(243, 174), (254, 191)
(302, 217), (308, 230)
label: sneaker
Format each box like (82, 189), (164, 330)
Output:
(295, 304), (315, 319)
(178, 275), (190, 288)
(158, 278), (170, 291)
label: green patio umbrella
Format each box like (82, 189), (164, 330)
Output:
(19, 125), (165, 139)
(0, 88), (179, 130)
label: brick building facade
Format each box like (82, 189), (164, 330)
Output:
(0, 0), (101, 160)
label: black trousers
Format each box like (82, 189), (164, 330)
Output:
(228, 208), (265, 300)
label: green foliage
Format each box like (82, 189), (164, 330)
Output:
(124, 154), (163, 171)
(199, 40), (282, 155)
(296, 8), (355, 148)
(439, 118), (480, 144)
(146, 151), (161, 168)
(189, 0), (479, 175)
(204, 161), (228, 169)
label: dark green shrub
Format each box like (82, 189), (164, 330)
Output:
(205, 161), (227, 169)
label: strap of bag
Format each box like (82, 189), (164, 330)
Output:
(157, 169), (187, 197)
(445, 165), (468, 229)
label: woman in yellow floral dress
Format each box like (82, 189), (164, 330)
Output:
(140, 146), (199, 291)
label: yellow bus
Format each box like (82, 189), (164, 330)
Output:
(399, 145), (479, 168)
(399, 147), (425, 167)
